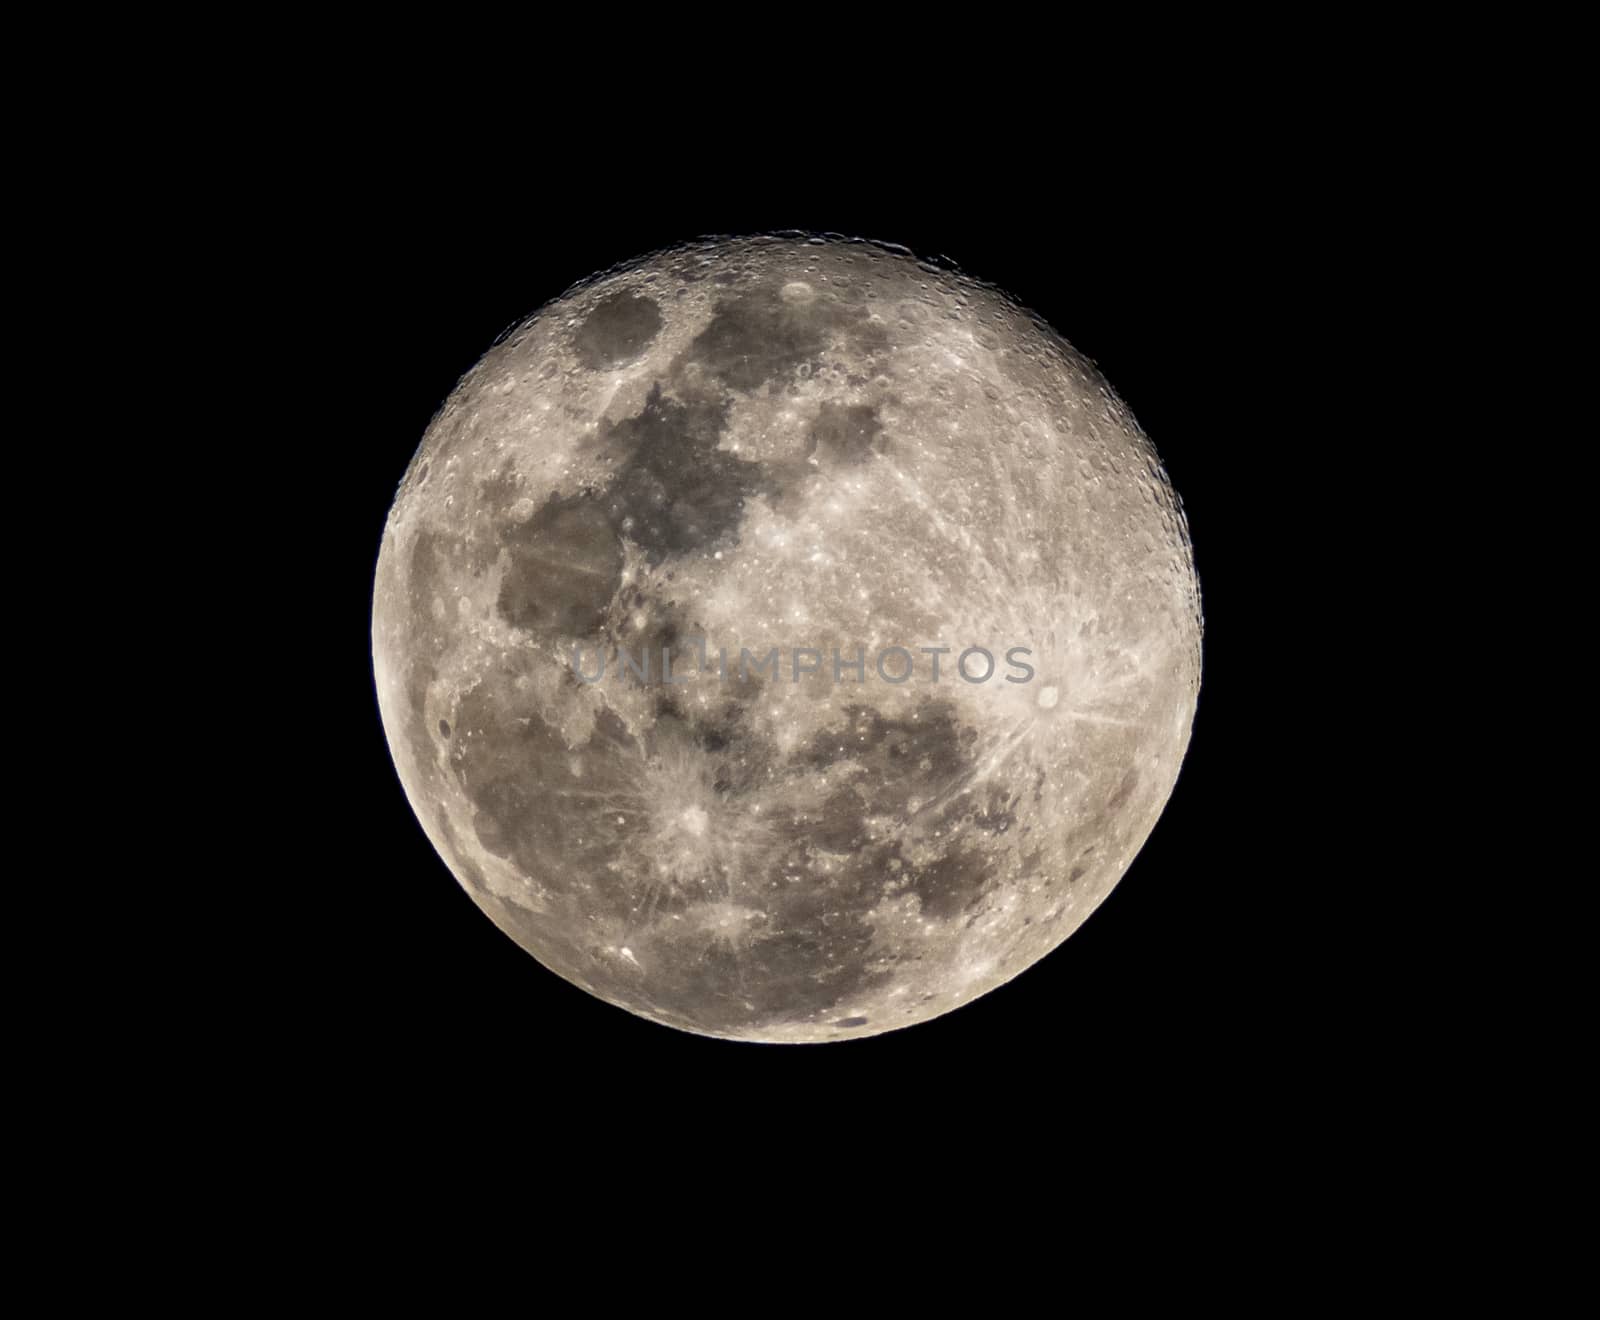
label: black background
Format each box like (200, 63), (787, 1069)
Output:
(278, 148), (1344, 1150)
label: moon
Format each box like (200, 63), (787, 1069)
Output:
(372, 234), (1201, 1043)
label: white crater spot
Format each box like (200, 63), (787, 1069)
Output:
(780, 280), (816, 304)
(1037, 685), (1060, 710)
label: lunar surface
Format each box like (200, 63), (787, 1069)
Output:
(372, 235), (1201, 1042)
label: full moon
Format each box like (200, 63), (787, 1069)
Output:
(372, 235), (1201, 1042)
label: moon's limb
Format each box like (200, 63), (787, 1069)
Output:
(371, 235), (1201, 1043)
